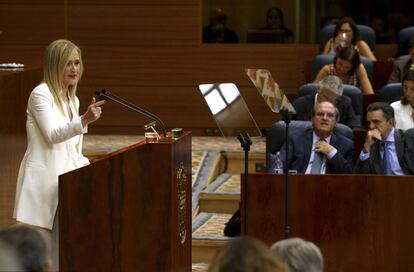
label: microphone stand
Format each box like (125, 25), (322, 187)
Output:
(96, 89), (167, 136)
(237, 132), (252, 235)
(280, 109), (293, 239)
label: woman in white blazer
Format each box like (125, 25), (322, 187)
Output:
(13, 39), (105, 268)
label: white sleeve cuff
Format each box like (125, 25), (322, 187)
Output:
(327, 148), (337, 159)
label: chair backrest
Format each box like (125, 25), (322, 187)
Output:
(297, 83), (363, 122)
(311, 54), (373, 84)
(357, 25), (376, 52)
(359, 56), (374, 84)
(379, 83), (404, 104)
(266, 120), (353, 168)
(311, 54), (334, 81)
(319, 24), (335, 51)
(397, 27), (414, 57)
(319, 24), (376, 53)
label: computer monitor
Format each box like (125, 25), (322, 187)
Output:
(246, 30), (285, 44)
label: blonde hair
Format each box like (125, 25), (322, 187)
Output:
(43, 39), (83, 114)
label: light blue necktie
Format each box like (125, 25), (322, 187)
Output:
(311, 139), (325, 174)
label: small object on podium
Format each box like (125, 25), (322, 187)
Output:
(144, 121), (160, 143)
(171, 128), (183, 139)
(145, 132), (158, 143)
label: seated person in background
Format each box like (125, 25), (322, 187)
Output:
(259, 7), (293, 43)
(355, 102), (414, 175)
(315, 46), (374, 94)
(388, 37), (414, 83)
(202, 8), (238, 43)
(293, 75), (360, 128)
(0, 225), (52, 272)
(323, 17), (376, 61)
(208, 236), (287, 272)
(271, 238), (324, 272)
(391, 69), (414, 130)
(279, 101), (354, 174)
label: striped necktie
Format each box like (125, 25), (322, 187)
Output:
(310, 138), (325, 174)
(381, 141), (391, 175)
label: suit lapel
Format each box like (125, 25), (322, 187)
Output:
(394, 129), (408, 174)
(302, 128), (314, 172)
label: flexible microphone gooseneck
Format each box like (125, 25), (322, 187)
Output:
(96, 89), (167, 136)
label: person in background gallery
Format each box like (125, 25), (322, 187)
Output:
(323, 17), (376, 61)
(315, 46), (374, 94)
(13, 39), (105, 269)
(202, 7), (239, 43)
(391, 69), (414, 130)
(389, 37), (414, 83)
(259, 7), (294, 43)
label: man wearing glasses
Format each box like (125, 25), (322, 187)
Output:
(279, 101), (354, 174)
(355, 102), (414, 175)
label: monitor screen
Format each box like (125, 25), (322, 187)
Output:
(246, 30), (285, 44)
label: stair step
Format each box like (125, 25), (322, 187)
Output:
(192, 212), (233, 262)
(199, 174), (240, 213)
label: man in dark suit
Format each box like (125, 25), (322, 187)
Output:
(279, 101), (354, 174)
(202, 8), (238, 43)
(292, 75), (360, 128)
(388, 37), (414, 83)
(355, 102), (414, 175)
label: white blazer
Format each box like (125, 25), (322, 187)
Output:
(13, 83), (89, 230)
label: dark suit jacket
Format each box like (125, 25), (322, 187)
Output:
(354, 128), (414, 175)
(277, 127), (354, 174)
(388, 58), (412, 83)
(292, 94), (361, 128)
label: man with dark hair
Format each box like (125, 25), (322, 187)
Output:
(279, 101), (354, 174)
(0, 225), (52, 272)
(355, 102), (414, 175)
(293, 75), (361, 128)
(389, 36), (414, 83)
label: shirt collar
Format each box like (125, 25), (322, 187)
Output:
(384, 128), (395, 143)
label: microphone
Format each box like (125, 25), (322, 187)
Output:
(96, 89), (167, 136)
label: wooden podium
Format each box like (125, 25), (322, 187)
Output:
(243, 173), (414, 272)
(58, 133), (192, 271)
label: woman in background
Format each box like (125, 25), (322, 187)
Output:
(13, 39), (105, 269)
(315, 46), (374, 94)
(391, 69), (414, 130)
(323, 17), (376, 61)
(260, 7), (294, 43)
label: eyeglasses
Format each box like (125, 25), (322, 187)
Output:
(315, 112), (336, 119)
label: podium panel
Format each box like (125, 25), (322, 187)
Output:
(243, 173), (414, 272)
(59, 134), (191, 271)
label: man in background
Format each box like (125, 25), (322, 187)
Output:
(202, 8), (239, 43)
(292, 75), (361, 128)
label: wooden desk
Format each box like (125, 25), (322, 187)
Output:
(243, 173), (414, 272)
(0, 67), (41, 228)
